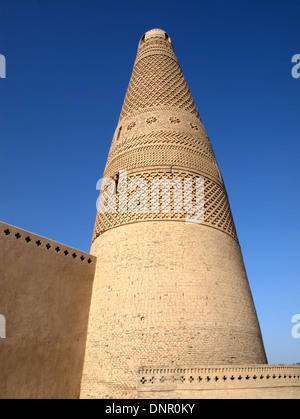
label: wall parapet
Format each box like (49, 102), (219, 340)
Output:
(0, 221), (96, 398)
(0, 221), (95, 266)
(138, 365), (300, 399)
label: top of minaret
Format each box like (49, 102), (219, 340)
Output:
(118, 28), (199, 121)
(139, 28), (172, 44)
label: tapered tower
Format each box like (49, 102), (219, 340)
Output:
(81, 29), (267, 399)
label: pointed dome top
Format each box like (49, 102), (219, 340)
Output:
(139, 28), (172, 44)
(135, 28), (175, 64)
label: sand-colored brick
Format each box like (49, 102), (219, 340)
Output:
(0, 222), (95, 399)
(80, 29), (269, 399)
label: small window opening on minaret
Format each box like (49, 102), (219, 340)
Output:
(165, 33), (171, 43)
(116, 126), (122, 141)
(114, 172), (119, 192)
(141, 34), (145, 43)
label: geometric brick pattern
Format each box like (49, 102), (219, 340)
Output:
(120, 37), (200, 120)
(93, 170), (237, 241)
(92, 30), (238, 243)
(93, 31), (237, 241)
(105, 130), (221, 180)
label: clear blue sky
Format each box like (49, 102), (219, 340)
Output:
(0, 0), (299, 364)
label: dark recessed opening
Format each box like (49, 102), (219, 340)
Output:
(115, 172), (119, 192)
(116, 126), (122, 141)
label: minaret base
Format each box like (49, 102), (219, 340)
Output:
(80, 221), (267, 399)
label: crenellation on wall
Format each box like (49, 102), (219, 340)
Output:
(138, 365), (300, 399)
(0, 221), (95, 399)
(1, 222), (94, 266)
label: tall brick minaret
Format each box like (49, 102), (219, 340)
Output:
(81, 28), (267, 399)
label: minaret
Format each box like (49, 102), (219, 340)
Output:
(81, 29), (267, 399)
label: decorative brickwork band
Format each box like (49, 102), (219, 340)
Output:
(93, 170), (237, 242)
